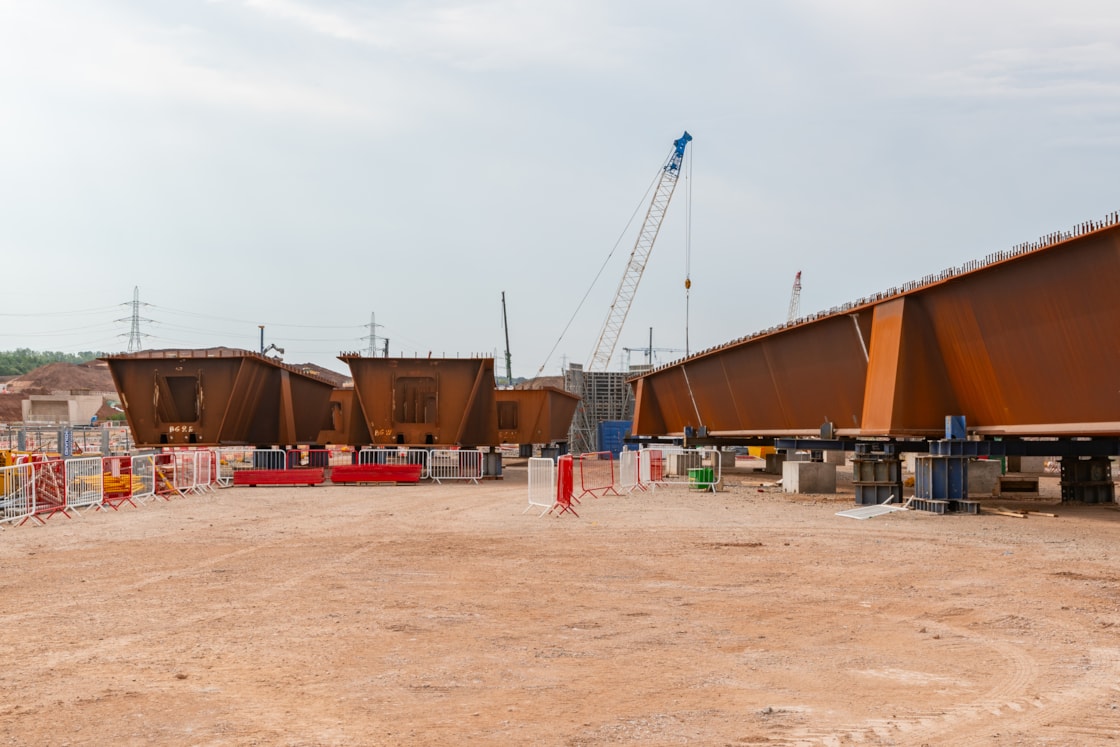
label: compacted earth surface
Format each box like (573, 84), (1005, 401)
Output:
(1, 461), (1119, 746)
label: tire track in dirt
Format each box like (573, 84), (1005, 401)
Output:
(793, 618), (1120, 745)
(786, 616), (1039, 745)
(962, 645), (1120, 743)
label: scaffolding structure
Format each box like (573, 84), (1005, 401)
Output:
(564, 364), (639, 455)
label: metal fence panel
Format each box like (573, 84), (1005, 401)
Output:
(288, 448), (354, 469)
(193, 450), (216, 493)
(172, 451), (199, 494)
(638, 447), (721, 491)
(0, 463), (34, 524)
(525, 457), (555, 516)
(429, 449), (482, 484)
(65, 457), (104, 512)
(576, 452), (619, 500)
(130, 454), (157, 502)
(357, 448), (431, 479)
(249, 448), (287, 471)
(618, 450), (643, 493)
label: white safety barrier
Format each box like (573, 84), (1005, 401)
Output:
(129, 454), (158, 503)
(65, 456), (104, 513)
(212, 447), (253, 486)
(0, 462), (35, 524)
(618, 450), (643, 493)
(0, 449), (233, 526)
(193, 450), (216, 493)
(429, 449), (483, 484)
(357, 448), (431, 479)
(525, 457), (555, 516)
(636, 446), (721, 491)
(171, 451), (200, 494)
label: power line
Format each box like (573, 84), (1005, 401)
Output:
(148, 304), (366, 330)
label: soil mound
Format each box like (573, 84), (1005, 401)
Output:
(10, 362), (116, 393)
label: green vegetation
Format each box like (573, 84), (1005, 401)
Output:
(0, 349), (104, 376)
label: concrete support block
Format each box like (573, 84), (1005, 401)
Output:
(1038, 476), (1061, 500)
(782, 461), (837, 494)
(968, 459), (1002, 496)
(712, 450), (735, 473)
(764, 452), (786, 475)
(824, 450), (847, 466)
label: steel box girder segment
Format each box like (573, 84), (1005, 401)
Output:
(103, 350), (337, 447)
(495, 387), (580, 445)
(341, 356), (499, 447)
(631, 313), (870, 437)
(631, 220), (1120, 439)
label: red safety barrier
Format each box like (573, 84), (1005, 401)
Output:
(648, 450), (664, 483)
(329, 463), (422, 484)
(19, 456), (69, 525)
(575, 451), (620, 501)
(151, 453), (180, 499)
(233, 469), (326, 487)
(549, 454), (578, 517)
(100, 455), (138, 510)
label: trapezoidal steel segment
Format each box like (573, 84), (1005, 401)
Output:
(632, 213), (1120, 440)
(631, 313), (870, 439)
(495, 387), (581, 445)
(102, 349), (337, 447)
(340, 356), (499, 447)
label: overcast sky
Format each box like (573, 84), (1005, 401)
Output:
(1, 1), (1118, 378)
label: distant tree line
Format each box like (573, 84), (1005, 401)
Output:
(0, 349), (104, 376)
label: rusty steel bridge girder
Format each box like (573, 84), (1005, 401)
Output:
(103, 349), (336, 447)
(340, 355), (499, 447)
(495, 387), (581, 446)
(632, 216), (1120, 439)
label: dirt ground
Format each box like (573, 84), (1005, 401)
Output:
(2, 460), (1119, 746)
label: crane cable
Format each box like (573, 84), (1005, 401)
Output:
(684, 142), (693, 357)
(534, 167), (664, 378)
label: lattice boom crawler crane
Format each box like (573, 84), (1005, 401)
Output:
(588, 131), (692, 372)
(567, 131), (692, 455)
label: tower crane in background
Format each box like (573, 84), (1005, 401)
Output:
(787, 270), (802, 323)
(588, 131), (692, 371)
